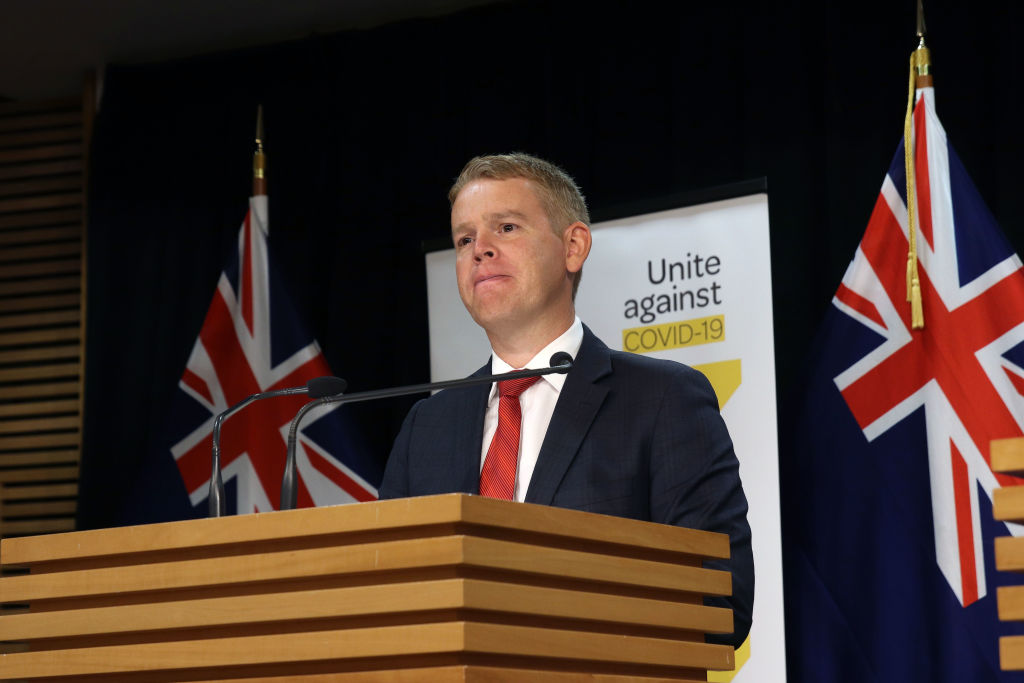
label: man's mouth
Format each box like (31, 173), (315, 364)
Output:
(475, 273), (508, 287)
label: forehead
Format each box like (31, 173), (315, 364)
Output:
(451, 177), (547, 225)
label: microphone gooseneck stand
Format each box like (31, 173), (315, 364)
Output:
(208, 376), (347, 517)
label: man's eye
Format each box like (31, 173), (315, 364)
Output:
(500, 224), (516, 233)
(456, 236), (473, 247)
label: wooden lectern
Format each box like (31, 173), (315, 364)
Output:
(0, 493), (735, 681)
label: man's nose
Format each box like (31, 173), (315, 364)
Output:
(473, 234), (496, 260)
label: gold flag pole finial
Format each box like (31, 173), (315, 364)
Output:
(914, 0), (931, 78)
(903, 1), (930, 330)
(253, 105), (266, 196)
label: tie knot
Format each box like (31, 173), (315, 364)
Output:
(497, 375), (540, 399)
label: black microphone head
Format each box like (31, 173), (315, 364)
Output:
(307, 376), (348, 398)
(549, 351), (573, 369)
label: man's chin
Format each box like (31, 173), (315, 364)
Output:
(464, 293), (517, 322)
(465, 306), (522, 335)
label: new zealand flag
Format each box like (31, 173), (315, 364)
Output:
(787, 85), (1024, 680)
(167, 195), (379, 515)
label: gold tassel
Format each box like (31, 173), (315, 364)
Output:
(906, 255), (915, 302)
(910, 277), (924, 328)
(903, 47), (927, 330)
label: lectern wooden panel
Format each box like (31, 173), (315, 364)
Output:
(992, 437), (1024, 671)
(0, 494), (734, 681)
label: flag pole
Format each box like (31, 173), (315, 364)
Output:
(254, 105), (266, 196)
(207, 106), (269, 518)
(903, 1), (930, 329)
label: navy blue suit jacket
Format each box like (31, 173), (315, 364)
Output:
(379, 325), (753, 647)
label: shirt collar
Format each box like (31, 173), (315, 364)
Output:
(489, 316), (584, 398)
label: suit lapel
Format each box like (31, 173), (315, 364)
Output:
(525, 326), (611, 505)
(451, 362), (491, 494)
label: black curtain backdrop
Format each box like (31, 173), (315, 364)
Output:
(79, 0), (1023, 674)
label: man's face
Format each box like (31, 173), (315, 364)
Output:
(451, 177), (575, 335)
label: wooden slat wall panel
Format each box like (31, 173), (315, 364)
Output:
(2, 483), (77, 501)
(0, 434), (79, 452)
(0, 241), (82, 262)
(0, 192), (82, 213)
(0, 380), (80, 400)
(0, 399), (79, 418)
(1, 258), (80, 279)
(0, 144), (83, 166)
(0, 95), (88, 542)
(0, 128), (82, 149)
(0, 225), (80, 246)
(0, 310), (80, 331)
(2, 499), (76, 517)
(0, 311), (80, 332)
(0, 294), (81, 315)
(0, 417), (80, 435)
(0, 361), (79, 383)
(0, 107), (81, 132)
(0, 207), (79, 230)
(0, 518), (75, 536)
(0, 344), (78, 365)
(0, 466), (79, 483)
(0, 277), (81, 298)
(0, 161), (83, 183)
(0, 450), (79, 467)
(0, 176), (81, 198)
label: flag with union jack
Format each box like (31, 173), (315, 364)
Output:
(167, 194), (380, 515)
(786, 72), (1024, 679)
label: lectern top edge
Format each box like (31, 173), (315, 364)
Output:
(1, 494), (729, 567)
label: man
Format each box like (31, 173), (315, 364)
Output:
(379, 153), (753, 647)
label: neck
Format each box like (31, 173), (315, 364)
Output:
(487, 308), (575, 368)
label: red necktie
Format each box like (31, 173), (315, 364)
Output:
(479, 375), (540, 500)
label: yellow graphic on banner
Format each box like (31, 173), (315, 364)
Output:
(708, 634), (751, 682)
(622, 314), (725, 354)
(693, 358), (741, 410)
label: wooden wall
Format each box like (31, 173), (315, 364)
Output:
(0, 91), (91, 539)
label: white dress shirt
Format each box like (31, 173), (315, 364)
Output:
(480, 317), (584, 502)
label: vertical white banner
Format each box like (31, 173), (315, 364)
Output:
(426, 191), (784, 682)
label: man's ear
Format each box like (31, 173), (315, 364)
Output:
(563, 221), (592, 274)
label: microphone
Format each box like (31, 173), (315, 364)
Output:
(307, 376), (348, 398)
(549, 351), (572, 368)
(278, 352), (575, 510)
(208, 375), (347, 518)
